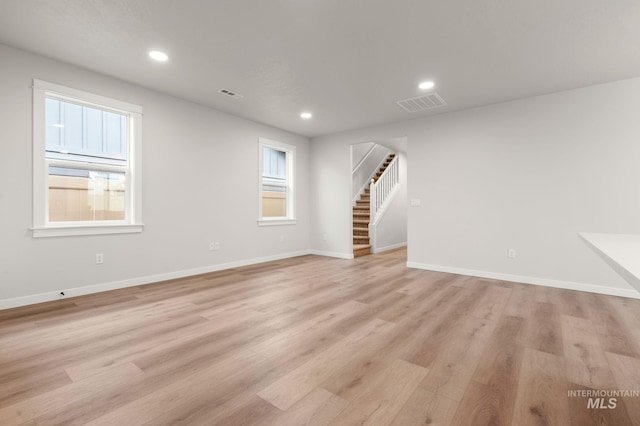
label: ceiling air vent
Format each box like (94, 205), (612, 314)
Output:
(218, 89), (244, 99)
(396, 93), (447, 113)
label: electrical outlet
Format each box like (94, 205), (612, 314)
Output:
(214, 242), (220, 251)
(410, 198), (421, 207)
(209, 242), (215, 251)
(95, 253), (104, 264)
(507, 249), (516, 259)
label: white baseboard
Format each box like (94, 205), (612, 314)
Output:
(309, 250), (354, 260)
(372, 242), (407, 254)
(0, 250), (312, 311)
(11, 250), (634, 311)
(406, 262), (640, 300)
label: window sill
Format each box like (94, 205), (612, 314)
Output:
(31, 224), (144, 238)
(257, 219), (297, 227)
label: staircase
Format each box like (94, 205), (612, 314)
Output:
(353, 153), (396, 257)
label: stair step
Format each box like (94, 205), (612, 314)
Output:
(353, 244), (371, 257)
(349, 155), (396, 258)
(353, 227), (368, 237)
(353, 244), (370, 249)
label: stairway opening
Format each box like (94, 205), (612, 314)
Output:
(352, 152), (397, 257)
(350, 138), (407, 259)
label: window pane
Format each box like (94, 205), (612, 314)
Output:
(262, 147), (287, 218)
(63, 101), (83, 151)
(45, 98), (62, 148)
(261, 184), (287, 218)
(48, 166), (125, 222)
(85, 107), (103, 153)
(45, 97), (128, 164)
(105, 111), (125, 156)
(262, 147), (286, 179)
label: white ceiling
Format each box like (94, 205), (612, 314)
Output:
(1, 0), (640, 138)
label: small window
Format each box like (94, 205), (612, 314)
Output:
(32, 80), (143, 237)
(258, 138), (295, 225)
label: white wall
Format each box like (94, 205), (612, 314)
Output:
(310, 77), (640, 298)
(372, 151), (407, 252)
(351, 142), (374, 170)
(0, 44), (311, 308)
(351, 143), (389, 201)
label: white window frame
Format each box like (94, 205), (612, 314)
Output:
(32, 79), (144, 238)
(258, 137), (296, 226)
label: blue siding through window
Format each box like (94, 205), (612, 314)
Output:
(262, 146), (286, 192)
(262, 146), (286, 179)
(45, 98), (128, 165)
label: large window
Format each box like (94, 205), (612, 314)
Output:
(258, 138), (295, 225)
(32, 80), (143, 237)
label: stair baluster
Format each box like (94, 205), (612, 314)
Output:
(353, 153), (399, 257)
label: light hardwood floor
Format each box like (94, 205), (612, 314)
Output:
(1, 248), (640, 425)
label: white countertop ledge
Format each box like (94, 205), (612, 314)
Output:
(579, 233), (640, 294)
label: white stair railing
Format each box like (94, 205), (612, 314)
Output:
(369, 155), (399, 224)
(352, 146), (391, 205)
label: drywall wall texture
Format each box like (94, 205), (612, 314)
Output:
(350, 142), (374, 170)
(372, 151), (407, 252)
(0, 44), (310, 307)
(351, 143), (389, 201)
(310, 77), (640, 297)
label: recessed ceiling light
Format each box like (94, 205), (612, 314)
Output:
(418, 81), (435, 90)
(300, 112), (312, 119)
(149, 50), (169, 62)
